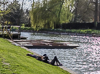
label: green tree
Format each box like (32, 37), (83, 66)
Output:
(4, 0), (22, 25)
(30, 0), (74, 31)
(0, 0), (10, 24)
(73, 0), (95, 23)
(60, 0), (74, 23)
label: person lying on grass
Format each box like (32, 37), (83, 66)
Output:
(26, 53), (62, 66)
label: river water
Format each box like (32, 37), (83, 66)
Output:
(21, 32), (100, 74)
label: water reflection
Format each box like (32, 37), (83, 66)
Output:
(21, 32), (100, 74)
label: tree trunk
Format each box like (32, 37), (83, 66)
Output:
(94, 0), (99, 28)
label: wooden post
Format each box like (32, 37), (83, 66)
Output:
(18, 26), (20, 40)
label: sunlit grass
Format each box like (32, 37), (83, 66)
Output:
(0, 38), (70, 74)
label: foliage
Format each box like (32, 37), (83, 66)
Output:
(0, 0), (11, 24)
(30, 0), (74, 31)
(65, 29), (99, 34)
(4, 21), (11, 24)
(0, 10), (10, 16)
(60, 0), (74, 23)
(73, 0), (95, 23)
(21, 24), (25, 28)
(0, 38), (70, 74)
(39, 28), (100, 34)
(21, 27), (34, 30)
(21, 9), (30, 26)
(3, 0), (22, 25)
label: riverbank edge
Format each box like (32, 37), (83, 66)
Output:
(21, 30), (100, 37)
(8, 39), (77, 74)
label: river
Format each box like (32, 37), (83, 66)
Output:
(21, 32), (100, 74)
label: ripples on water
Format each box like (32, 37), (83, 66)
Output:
(21, 32), (100, 74)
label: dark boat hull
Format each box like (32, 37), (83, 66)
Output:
(25, 45), (78, 49)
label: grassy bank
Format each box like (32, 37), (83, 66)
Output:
(39, 29), (100, 34)
(0, 38), (70, 74)
(21, 27), (100, 35)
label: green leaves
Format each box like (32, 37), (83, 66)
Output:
(1, 0), (22, 25)
(30, 0), (74, 31)
(60, 0), (74, 23)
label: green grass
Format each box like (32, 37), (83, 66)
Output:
(0, 38), (70, 74)
(21, 27), (34, 30)
(45, 29), (100, 34)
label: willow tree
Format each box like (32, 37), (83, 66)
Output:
(60, 0), (74, 23)
(30, 0), (74, 31)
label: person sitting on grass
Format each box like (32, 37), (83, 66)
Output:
(26, 53), (62, 66)
(42, 54), (49, 63)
